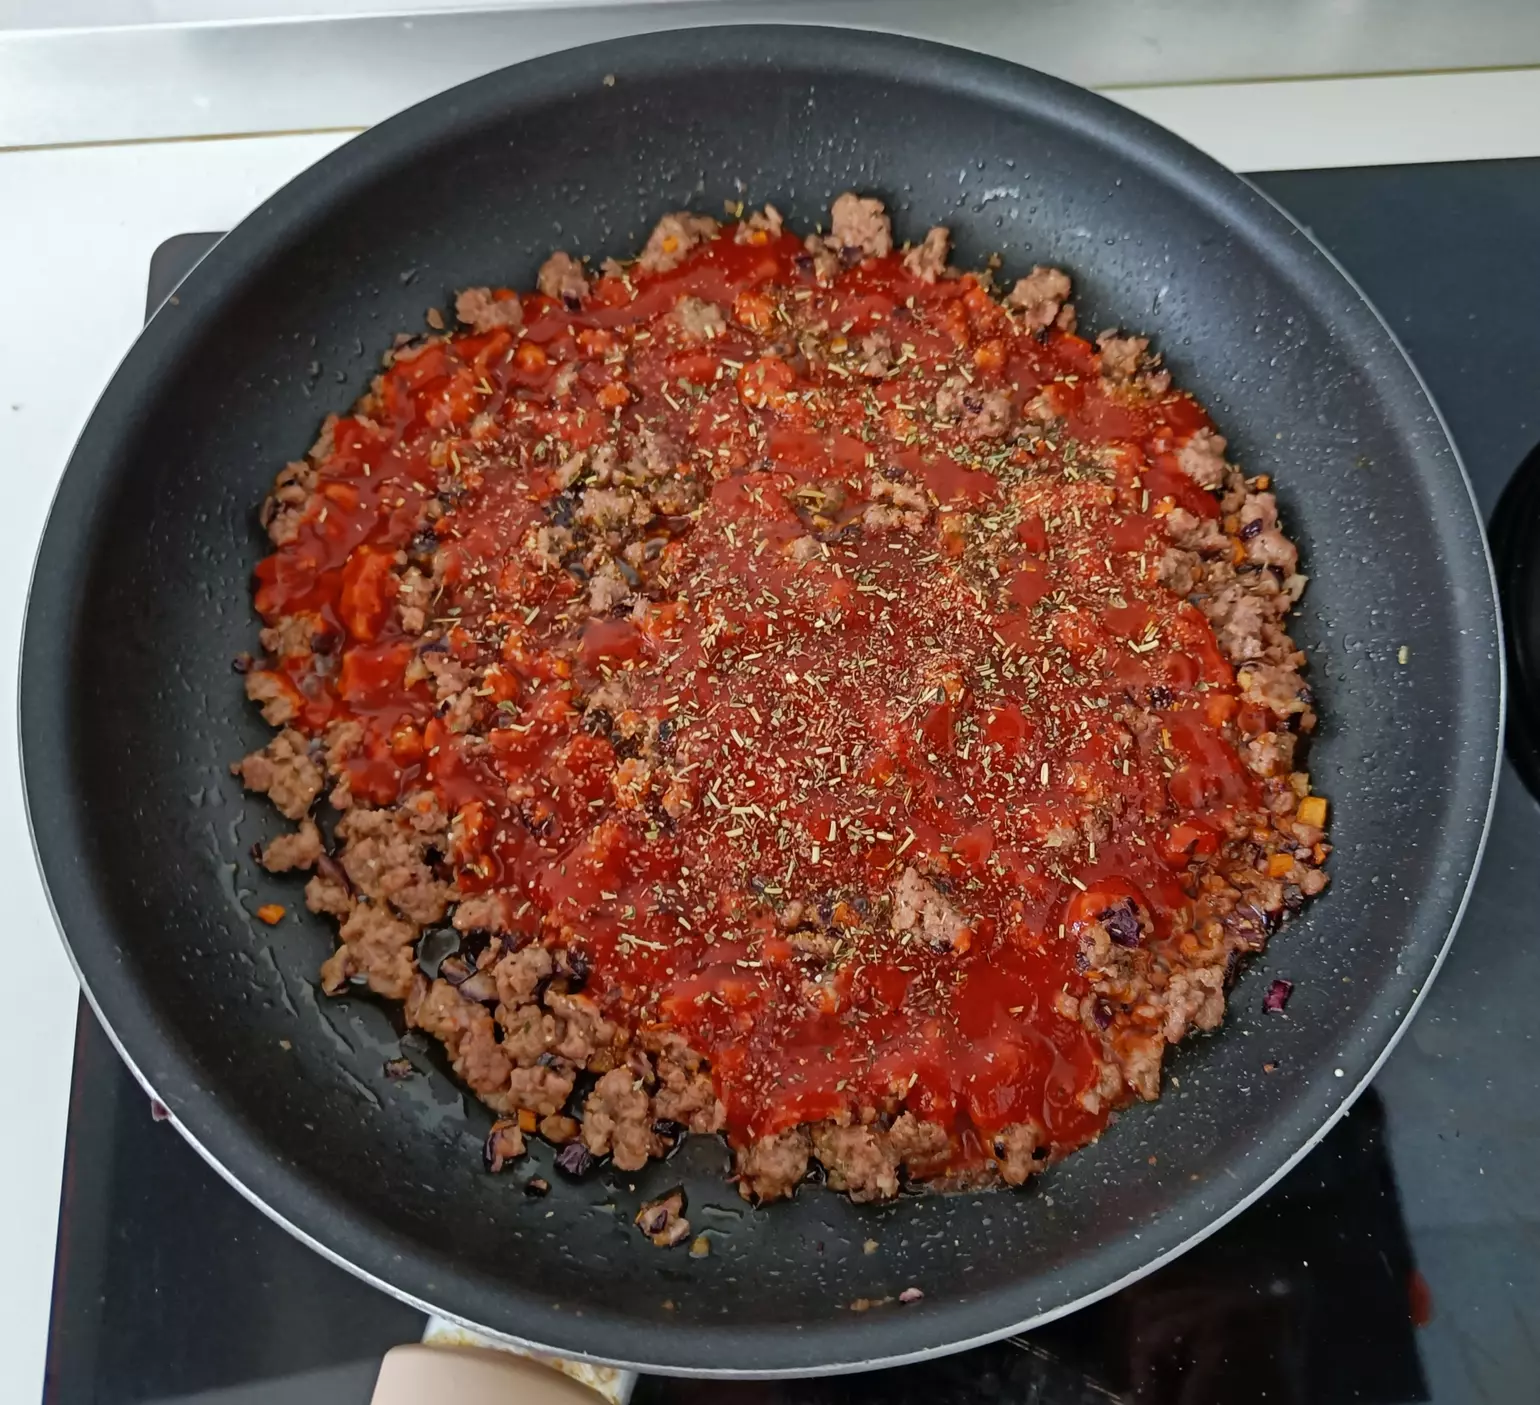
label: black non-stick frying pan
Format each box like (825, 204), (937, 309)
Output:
(21, 25), (1501, 1377)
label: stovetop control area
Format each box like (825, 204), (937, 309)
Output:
(45, 158), (1540, 1405)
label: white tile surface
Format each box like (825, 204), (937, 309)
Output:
(0, 64), (1534, 1403)
(1113, 67), (1540, 171)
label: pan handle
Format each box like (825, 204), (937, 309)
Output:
(371, 1344), (606, 1404)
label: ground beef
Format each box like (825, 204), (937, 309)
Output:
(672, 295), (726, 341)
(450, 889), (520, 935)
(545, 990), (615, 1065)
(649, 1033), (727, 1133)
(1177, 429), (1229, 489)
(1239, 663), (1311, 717)
(499, 1002), (557, 1065)
(539, 1112), (579, 1143)
(260, 818), (323, 872)
(826, 192), (893, 260)
(234, 729), (322, 820)
(902, 226), (951, 282)
(584, 560), (629, 615)
(259, 460), (315, 546)
(992, 1119), (1048, 1186)
(243, 670), (300, 727)
(736, 1127), (812, 1203)
(735, 203), (784, 243)
(455, 286), (522, 333)
(505, 1062), (576, 1117)
(537, 251), (589, 303)
(1097, 331), (1149, 384)
(863, 476), (930, 534)
(811, 1123), (900, 1203)
(581, 1067), (662, 1171)
(890, 866), (967, 948)
(888, 1112), (949, 1173)
(335, 796), (450, 925)
(1239, 491), (1300, 573)
(406, 977), (512, 1096)
(576, 484), (650, 533)
(259, 612), (321, 660)
(1153, 962), (1228, 1043)
(491, 943), (553, 1006)
(395, 566), (432, 634)
(1006, 266), (1073, 331)
(857, 331), (891, 378)
(638, 211), (720, 273)
(321, 900), (418, 1000)
(933, 375), (1013, 439)
(1158, 547), (1201, 597)
(305, 869), (352, 919)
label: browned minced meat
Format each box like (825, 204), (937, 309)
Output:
(889, 865), (967, 947)
(902, 226), (951, 283)
(259, 460), (315, 547)
(735, 1127), (812, 1203)
(335, 793), (451, 925)
(243, 670), (299, 727)
(735, 203), (784, 243)
(1096, 329), (1172, 394)
(888, 1113), (950, 1175)
(581, 1067), (662, 1171)
(1177, 428), (1229, 489)
(1006, 266), (1074, 332)
(406, 977), (512, 1096)
(826, 191), (893, 260)
(260, 818), (323, 873)
(233, 729), (322, 820)
(934, 375), (1013, 440)
(672, 295), (726, 341)
(259, 612), (323, 660)
(991, 1119), (1049, 1186)
(811, 1123), (900, 1204)
(646, 1031), (727, 1133)
(505, 1062), (576, 1118)
(320, 900), (418, 1000)
(454, 286), (522, 333)
(638, 211), (720, 273)
(537, 251), (590, 303)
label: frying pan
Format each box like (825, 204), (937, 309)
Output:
(21, 25), (1501, 1377)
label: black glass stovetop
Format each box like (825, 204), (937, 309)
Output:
(43, 159), (1540, 1405)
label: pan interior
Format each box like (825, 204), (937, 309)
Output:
(22, 26), (1499, 1374)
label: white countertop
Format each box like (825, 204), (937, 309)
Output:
(4, 49), (1540, 1403)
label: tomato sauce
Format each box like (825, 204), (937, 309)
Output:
(255, 223), (1264, 1175)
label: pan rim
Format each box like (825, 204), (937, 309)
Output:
(19, 22), (1503, 1376)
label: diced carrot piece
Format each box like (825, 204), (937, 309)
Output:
(255, 904), (285, 926)
(733, 289), (777, 334)
(1266, 853), (1294, 878)
(514, 341), (548, 372)
(517, 1108), (538, 1134)
(1296, 796), (1328, 827)
(595, 381), (631, 409)
(1204, 692), (1238, 728)
(973, 338), (1006, 373)
(737, 355), (795, 409)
